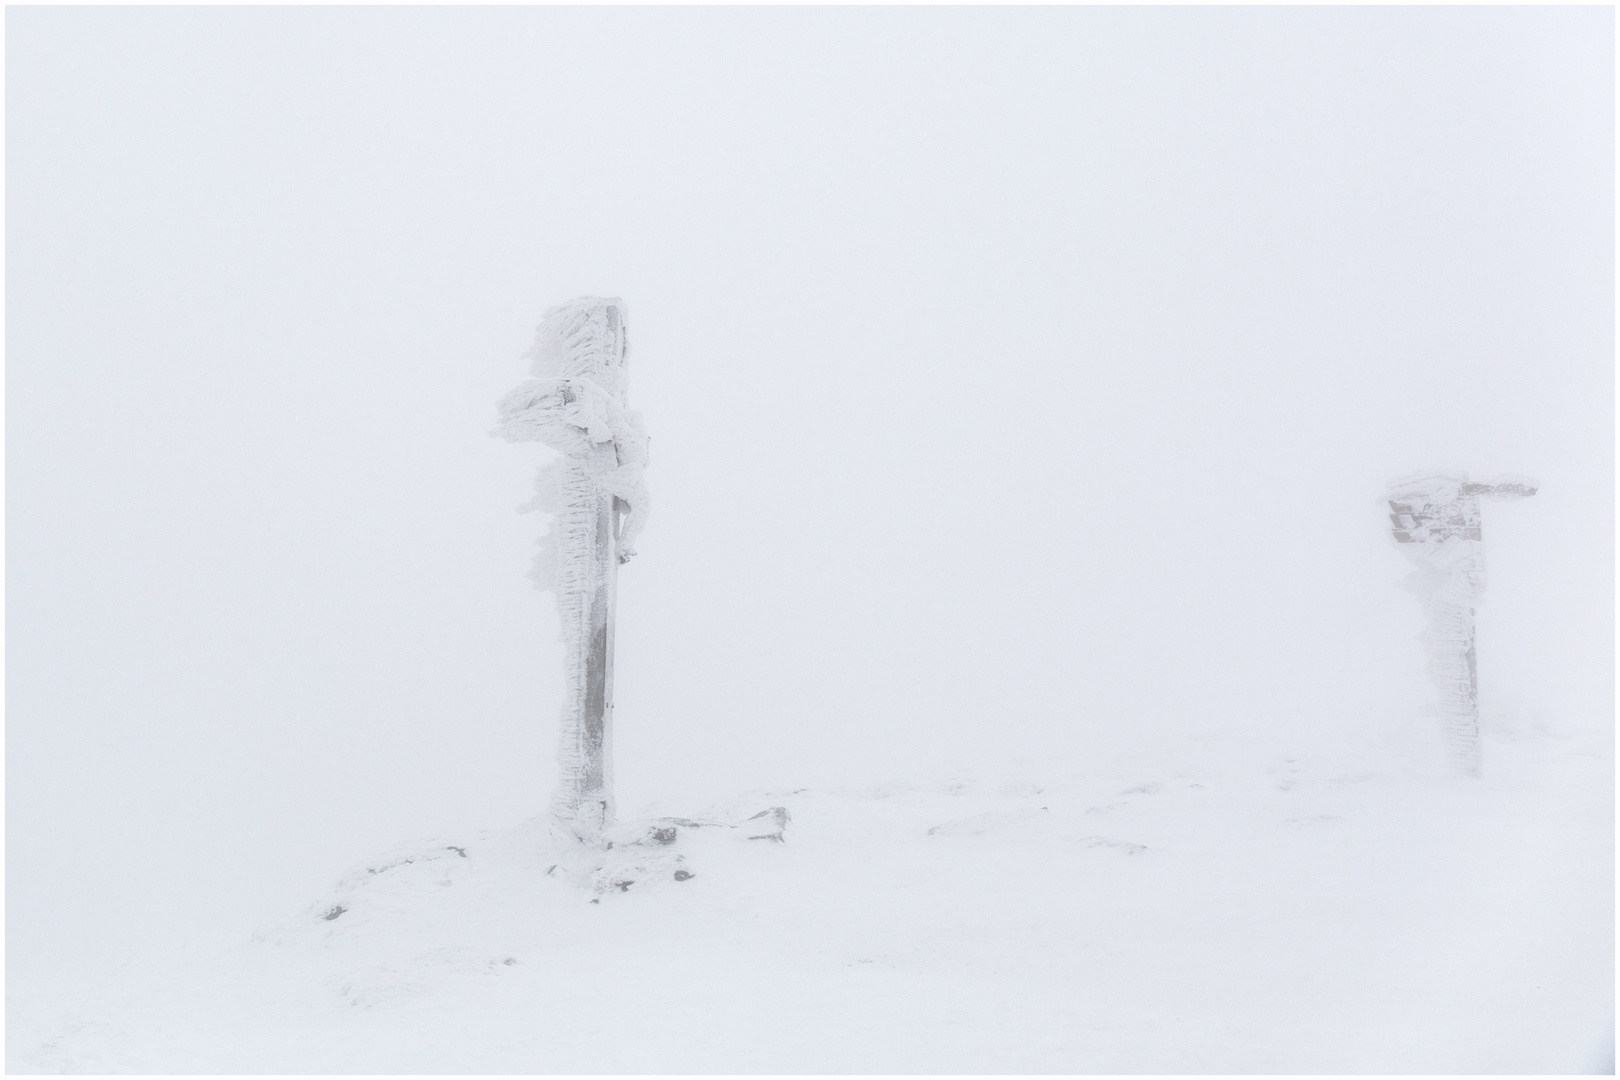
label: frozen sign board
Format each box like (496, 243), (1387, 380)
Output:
(1384, 472), (1537, 777)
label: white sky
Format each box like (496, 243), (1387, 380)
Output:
(7, 6), (1613, 986)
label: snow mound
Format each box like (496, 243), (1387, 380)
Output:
(926, 806), (1049, 836)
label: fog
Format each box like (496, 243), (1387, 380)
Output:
(8, 6), (1612, 995)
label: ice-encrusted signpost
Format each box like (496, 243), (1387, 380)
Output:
(1384, 471), (1537, 777)
(495, 298), (788, 894)
(495, 298), (649, 846)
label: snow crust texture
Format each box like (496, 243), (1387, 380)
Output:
(1384, 471), (1537, 777)
(494, 298), (649, 841)
(9, 735), (1611, 1074)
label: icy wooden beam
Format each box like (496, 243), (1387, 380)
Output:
(1384, 471), (1536, 777)
(495, 298), (650, 845)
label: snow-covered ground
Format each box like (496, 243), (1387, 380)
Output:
(8, 730), (1611, 1074)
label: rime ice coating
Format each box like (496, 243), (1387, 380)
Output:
(494, 298), (649, 843)
(1384, 471), (1537, 777)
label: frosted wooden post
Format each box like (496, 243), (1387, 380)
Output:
(495, 298), (650, 845)
(1384, 471), (1536, 777)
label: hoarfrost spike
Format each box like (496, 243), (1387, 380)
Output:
(1383, 471), (1537, 777)
(494, 297), (650, 845)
